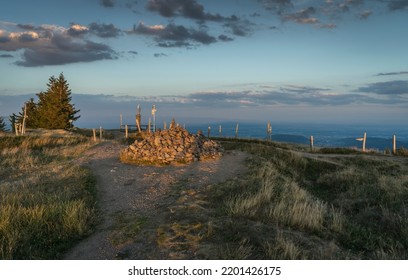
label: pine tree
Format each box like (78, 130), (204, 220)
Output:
(35, 73), (80, 129)
(9, 114), (17, 132)
(16, 98), (38, 129)
(0, 116), (7, 132)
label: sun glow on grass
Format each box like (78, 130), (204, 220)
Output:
(0, 133), (97, 259)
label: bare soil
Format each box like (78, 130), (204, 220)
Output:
(64, 140), (248, 260)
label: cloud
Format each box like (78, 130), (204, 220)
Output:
(68, 23), (121, 38)
(375, 71), (408, 76)
(146, 0), (226, 21)
(0, 53), (13, 58)
(0, 23), (118, 66)
(358, 10), (372, 19)
(258, 0), (293, 13)
(129, 22), (216, 47)
(279, 85), (330, 94)
(16, 38), (117, 67)
(319, 23), (337, 29)
(284, 7), (319, 24)
(145, 0), (252, 38)
(223, 19), (254, 37)
(388, 0), (408, 10)
(67, 24), (89, 37)
(356, 80), (408, 95)
(154, 52), (167, 57)
(218, 34), (234, 42)
(89, 22), (121, 38)
(100, 0), (116, 8)
(128, 50), (138, 55)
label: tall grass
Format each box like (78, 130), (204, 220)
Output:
(101, 137), (408, 259)
(226, 162), (343, 232)
(194, 139), (408, 259)
(0, 134), (97, 259)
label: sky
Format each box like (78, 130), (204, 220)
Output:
(0, 0), (407, 127)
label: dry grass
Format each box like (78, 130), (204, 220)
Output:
(149, 139), (408, 259)
(0, 133), (97, 259)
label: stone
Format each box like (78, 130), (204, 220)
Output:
(120, 126), (223, 165)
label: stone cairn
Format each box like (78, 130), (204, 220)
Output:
(120, 126), (223, 165)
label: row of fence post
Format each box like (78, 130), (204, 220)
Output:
(309, 132), (399, 154)
(110, 118), (402, 155)
(208, 122), (400, 155)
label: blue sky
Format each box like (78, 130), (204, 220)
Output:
(0, 0), (407, 127)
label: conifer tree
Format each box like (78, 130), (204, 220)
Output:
(9, 114), (17, 132)
(16, 98), (38, 129)
(35, 73), (80, 129)
(0, 116), (7, 132)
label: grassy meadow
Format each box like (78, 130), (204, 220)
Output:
(156, 139), (408, 259)
(1, 130), (408, 260)
(0, 132), (97, 259)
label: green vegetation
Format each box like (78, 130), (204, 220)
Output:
(155, 139), (408, 259)
(12, 73), (80, 129)
(0, 116), (7, 132)
(2, 131), (407, 259)
(0, 134), (97, 259)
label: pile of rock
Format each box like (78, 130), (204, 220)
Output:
(120, 126), (223, 165)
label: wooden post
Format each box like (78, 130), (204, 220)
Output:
(120, 113), (123, 128)
(393, 135), (397, 155)
(362, 132), (367, 152)
(207, 126), (211, 138)
(15, 123), (19, 136)
(267, 121), (272, 141)
(310, 136), (314, 151)
(99, 126), (102, 141)
(148, 118), (151, 133)
(136, 104), (141, 131)
(219, 125), (222, 136)
(136, 118), (141, 133)
(163, 121), (167, 130)
(22, 104), (27, 135)
(125, 125), (128, 139)
(92, 129), (97, 142)
(235, 123), (239, 138)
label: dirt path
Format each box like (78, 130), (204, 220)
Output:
(64, 140), (248, 260)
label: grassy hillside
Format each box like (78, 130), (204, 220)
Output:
(1, 132), (407, 259)
(0, 133), (97, 259)
(156, 139), (408, 259)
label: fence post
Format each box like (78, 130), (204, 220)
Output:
(135, 118), (141, 133)
(164, 121), (167, 130)
(310, 136), (314, 151)
(362, 132), (367, 152)
(93, 129), (97, 142)
(207, 126), (211, 138)
(235, 123), (239, 138)
(267, 121), (272, 141)
(393, 135), (397, 155)
(99, 126), (103, 141)
(125, 125), (128, 139)
(120, 113), (123, 128)
(219, 125), (222, 136)
(22, 104), (27, 135)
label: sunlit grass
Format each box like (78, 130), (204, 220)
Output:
(154, 138), (408, 259)
(0, 134), (97, 259)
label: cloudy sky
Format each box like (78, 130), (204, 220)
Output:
(0, 0), (407, 127)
